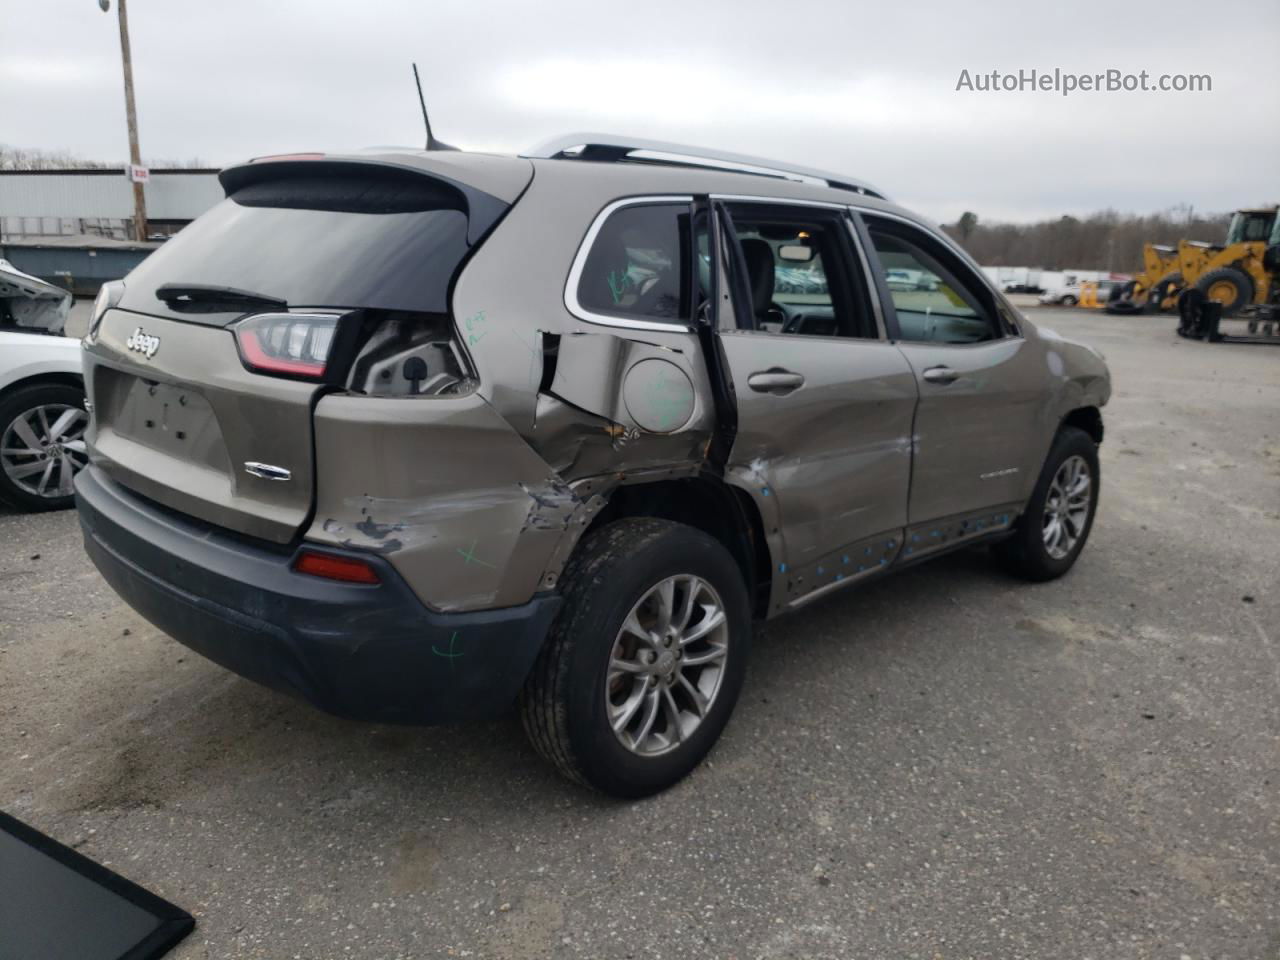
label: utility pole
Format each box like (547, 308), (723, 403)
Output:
(101, 0), (147, 241)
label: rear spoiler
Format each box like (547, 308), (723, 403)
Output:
(218, 157), (509, 247)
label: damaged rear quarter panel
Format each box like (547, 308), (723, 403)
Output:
(306, 392), (580, 612)
(444, 166), (718, 534)
(311, 168), (741, 614)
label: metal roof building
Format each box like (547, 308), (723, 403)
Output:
(0, 168), (223, 241)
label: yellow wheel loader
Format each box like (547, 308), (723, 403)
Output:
(1176, 207), (1277, 316)
(1110, 206), (1278, 316)
(1127, 243), (1182, 312)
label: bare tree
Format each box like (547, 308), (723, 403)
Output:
(0, 144), (212, 171)
(941, 207), (1234, 272)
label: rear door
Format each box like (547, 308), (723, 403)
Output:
(83, 158), (524, 543)
(711, 199), (918, 609)
(857, 212), (1048, 524)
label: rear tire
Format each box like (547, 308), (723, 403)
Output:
(1195, 267), (1254, 317)
(1061, 294), (1078, 306)
(0, 381), (88, 512)
(520, 518), (751, 797)
(994, 427), (1099, 582)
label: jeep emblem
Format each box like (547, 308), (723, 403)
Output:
(125, 327), (160, 359)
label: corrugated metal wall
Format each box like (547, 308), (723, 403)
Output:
(1, 244), (153, 297)
(0, 170), (223, 220)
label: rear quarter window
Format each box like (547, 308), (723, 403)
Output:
(575, 202), (690, 323)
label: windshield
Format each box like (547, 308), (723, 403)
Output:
(1226, 211), (1275, 245)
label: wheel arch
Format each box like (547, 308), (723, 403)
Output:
(582, 475), (773, 619)
(1061, 405), (1103, 445)
(0, 371), (85, 403)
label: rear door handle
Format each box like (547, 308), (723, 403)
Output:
(922, 365), (959, 385)
(747, 369), (805, 394)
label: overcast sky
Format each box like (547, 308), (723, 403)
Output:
(3, 0), (1277, 224)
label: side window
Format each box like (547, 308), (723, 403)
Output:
(724, 204), (876, 339)
(865, 220), (1001, 344)
(576, 203), (689, 322)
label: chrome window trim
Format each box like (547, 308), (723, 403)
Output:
(714, 194), (888, 341)
(852, 205), (1025, 343)
(564, 195), (696, 333)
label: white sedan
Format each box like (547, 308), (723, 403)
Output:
(0, 259), (87, 511)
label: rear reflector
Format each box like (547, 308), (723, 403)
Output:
(234, 312), (338, 379)
(294, 550), (381, 584)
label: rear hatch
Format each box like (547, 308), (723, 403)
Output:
(82, 155), (529, 543)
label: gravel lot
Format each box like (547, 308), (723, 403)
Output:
(1, 306), (1277, 960)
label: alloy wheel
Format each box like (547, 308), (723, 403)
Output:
(1, 403), (88, 500)
(1042, 454), (1091, 560)
(605, 575), (730, 757)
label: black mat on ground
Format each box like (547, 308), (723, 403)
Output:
(0, 811), (193, 960)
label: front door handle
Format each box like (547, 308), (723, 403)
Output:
(747, 369), (806, 394)
(922, 365), (959, 385)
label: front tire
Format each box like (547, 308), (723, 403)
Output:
(995, 427), (1100, 582)
(520, 518), (751, 797)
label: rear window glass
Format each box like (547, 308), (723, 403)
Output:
(118, 173), (486, 323)
(577, 203), (689, 322)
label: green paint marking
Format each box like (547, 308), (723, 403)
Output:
(464, 311), (488, 346)
(607, 267), (633, 304)
(456, 539), (497, 569)
(431, 631), (464, 672)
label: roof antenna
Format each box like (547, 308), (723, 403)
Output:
(413, 63), (457, 151)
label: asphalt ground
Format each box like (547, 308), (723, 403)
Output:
(1, 305), (1277, 959)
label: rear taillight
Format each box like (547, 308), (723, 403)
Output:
(293, 549), (381, 584)
(234, 313), (339, 380)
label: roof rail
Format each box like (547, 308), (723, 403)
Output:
(522, 133), (887, 201)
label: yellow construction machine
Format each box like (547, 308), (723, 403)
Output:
(1111, 206), (1279, 316)
(1127, 243), (1182, 312)
(1175, 207), (1277, 316)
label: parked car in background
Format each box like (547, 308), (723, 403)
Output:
(0, 259), (87, 510)
(1039, 278), (1121, 306)
(75, 136), (1111, 796)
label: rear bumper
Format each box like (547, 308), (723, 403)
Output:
(74, 465), (560, 725)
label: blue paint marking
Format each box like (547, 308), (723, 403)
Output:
(864, 547), (871, 556)
(835, 573), (844, 581)
(779, 563), (787, 573)
(930, 529), (940, 537)
(761, 487), (771, 496)
(905, 547), (913, 555)
(912, 534), (920, 542)
(888, 540), (896, 549)
(879, 558), (887, 565)
(842, 555), (849, 564)
(858, 565), (865, 572)
(817, 566), (825, 575)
